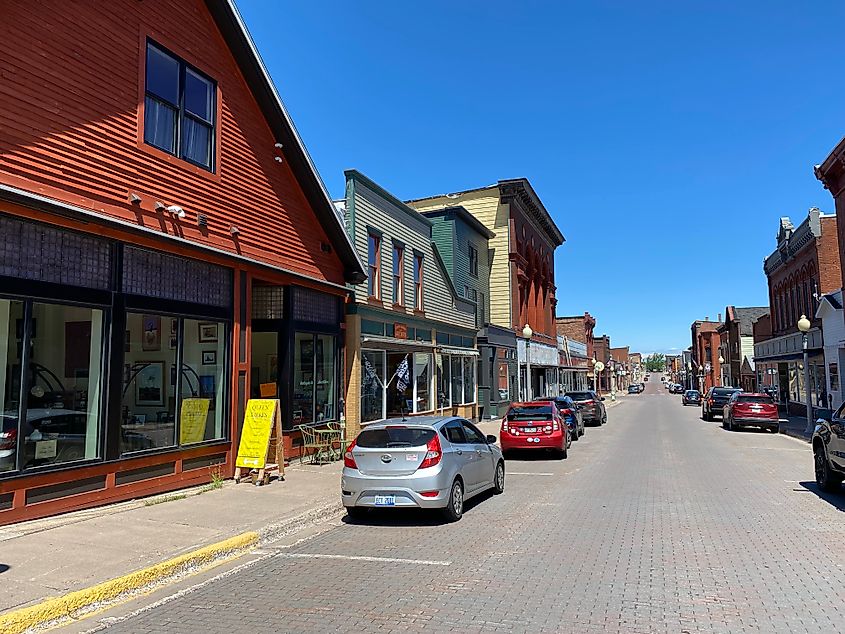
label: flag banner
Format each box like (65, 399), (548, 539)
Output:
(363, 355), (380, 388)
(396, 355), (410, 393)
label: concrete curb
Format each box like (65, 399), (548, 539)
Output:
(0, 531), (260, 634)
(780, 428), (811, 443)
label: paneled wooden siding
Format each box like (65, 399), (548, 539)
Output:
(0, 0), (345, 285)
(349, 179), (475, 330)
(428, 214), (490, 327)
(410, 189), (510, 328)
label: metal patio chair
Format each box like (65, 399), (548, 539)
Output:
(297, 424), (329, 464)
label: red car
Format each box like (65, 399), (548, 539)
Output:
(722, 392), (779, 433)
(500, 401), (570, 459)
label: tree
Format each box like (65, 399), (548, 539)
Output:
(645, 353), (665, 372)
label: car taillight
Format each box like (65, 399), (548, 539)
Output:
(502, 419), (509, 432)
(708, 398), (714, 405)
(584, 400), (594, 405)
(343, 439), (358, 469)
(561, 408), (572, 415)
(418, 434), (442, 469)
(544, 425), (552, 433)
(552, 421), (559, 430)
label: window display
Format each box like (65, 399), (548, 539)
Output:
(0, 300), (104, 471)
(121, 313), (177, 453)
(463, 356), (476, 404)
(0, 300), (24, 473)
(436, 354), (450, 408)
(361, 350), (385, 423)
(450, 355), (462, 407)
(414, 353), (432, 413)
(292, 332), (337, 427)
(181, 319), (225, 444)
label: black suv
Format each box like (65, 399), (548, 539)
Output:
(813, 403), (845, 492)
(701, 387), (741, 420)
(565, 391), (607, 425)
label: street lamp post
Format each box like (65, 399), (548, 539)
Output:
(718, 355), (725, 387)
(609, 361), (617, 401)
(699, 367), (705, 393)
(798, 314), (814, 436)
(687, 362), (693, 390)
(594, 360), (605, 397)
(522, 324), (533, 402)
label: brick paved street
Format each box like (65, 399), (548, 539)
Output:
(73, 381), (845, 633)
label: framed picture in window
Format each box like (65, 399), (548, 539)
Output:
(199, 374), (216, 404)
(136, 361), (164, 406)
(198, 322), (218, 343)
(142, 315), (161, 351)
(202, 350), (217, 365)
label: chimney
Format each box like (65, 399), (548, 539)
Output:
(705, 316), (709, 322)
(718, 312), (722, 323)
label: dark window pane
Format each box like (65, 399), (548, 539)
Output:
(181, 116), (211, 167)
(146, 45), (179, 104)
(144, 97), (176, 153)
(184, 69), (213, 122)
(0, 300), (24, 473)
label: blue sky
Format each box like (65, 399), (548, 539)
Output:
(238, 1), (845, 354)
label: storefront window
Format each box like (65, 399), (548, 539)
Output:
(463, 356), (476, 404)
(121, 313), (177, 453)
(22, 303), (103, 469)
(414, 353), (432, 413)
(497, 349), (510, 402)
(436, 355), (450, 407)
(180, 319), (225, 444)
(0, 300), (24, 473)
(293, 332), (314, 426)
(293, 332), (337, 426)
(450, 355), (462, 407)
(315, 335), (335, 422)
(361, 350), (385, 423)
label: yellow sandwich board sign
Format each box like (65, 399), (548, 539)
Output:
(234, 399), (283, 485)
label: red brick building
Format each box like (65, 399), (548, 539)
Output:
(610, 346), (630, 390)
(593, 334), (611, 392)
(753, 208), (840, 413)
(691, 320), (722, 392)
(0, 0), (364, 524)
(555, 312), (596, 360)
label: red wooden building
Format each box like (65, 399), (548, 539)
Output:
(0, 0), (364, 524)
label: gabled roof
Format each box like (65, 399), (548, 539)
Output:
(205, 0), (365, 284)
(420, 206), (496, 240)
(730, 307), (769, 336)
(816, 290), (843, 320)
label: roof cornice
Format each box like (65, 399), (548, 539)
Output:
(498, 178), (565, 247)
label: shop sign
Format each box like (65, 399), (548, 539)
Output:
(180, 398), (211, 444)
(236, 399), (281, 469)
(394, 323), (408, 339)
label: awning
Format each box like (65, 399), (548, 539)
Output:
(438, 347), (480, 357)
(361, 336), (436, 352)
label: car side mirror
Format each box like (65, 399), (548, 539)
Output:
(486, 434), (497, 444)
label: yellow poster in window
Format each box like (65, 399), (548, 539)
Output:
(235, 399), (279, 469)
(180, 398), (211, 444)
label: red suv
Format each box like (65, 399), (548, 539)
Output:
(723, 393), (779, 433)
(500, 401), (570, 459)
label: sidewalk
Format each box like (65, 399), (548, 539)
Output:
(0, 459), (344, 622)
(779, 414), (814, 442)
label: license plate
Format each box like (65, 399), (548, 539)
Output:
(522, 427), (536, 433)
(374, 495), (395, 506)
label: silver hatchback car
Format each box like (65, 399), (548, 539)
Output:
(341, 416), (505, 522)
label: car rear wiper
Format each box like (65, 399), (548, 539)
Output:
(386, 442), (412, 447)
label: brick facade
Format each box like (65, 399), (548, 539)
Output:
(555, 312), (596, 360)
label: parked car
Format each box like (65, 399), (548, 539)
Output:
(627, 384), (640, 394)
(501, 402), (570, 459)
(723, 393), (779, 432)
(701, 387), (742, 420)
(682, 390), (701, 406)
(565, 390), (607, 425)
(812, 403), (845, 491)
(341, 417), (504, 522)
(540, 396), (585, 440)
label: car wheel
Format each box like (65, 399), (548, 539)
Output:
(769, 425), (779, 434)
(493, 461), (505, 494)
(601, 412), (607, 425)
(442, 479), (464, 522)
(345, 506), (368, 520)
(815, 444), (843, 492)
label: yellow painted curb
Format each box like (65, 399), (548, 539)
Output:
(0, 531), (259, 634)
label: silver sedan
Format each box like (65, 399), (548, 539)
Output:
(341, 416), (505, 522)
